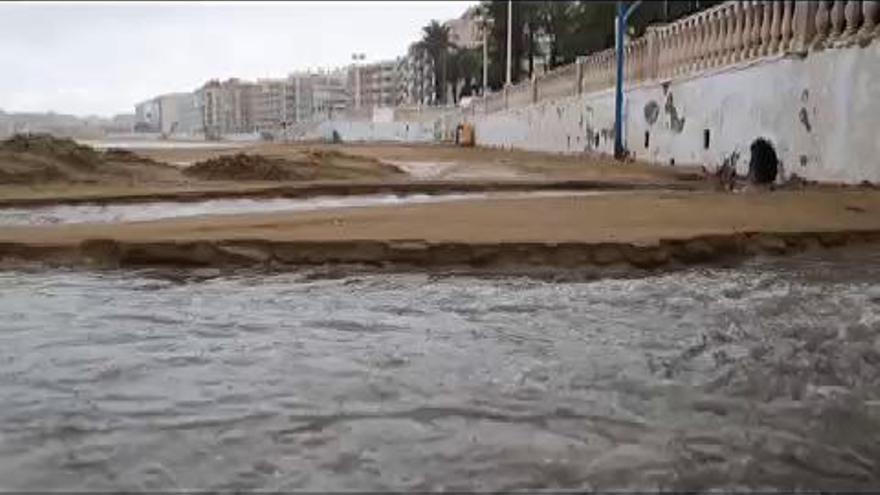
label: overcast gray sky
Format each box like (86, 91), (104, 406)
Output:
(0, 1), (474, 117)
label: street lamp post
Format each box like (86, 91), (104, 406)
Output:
(613, 1), (642, 160)
(505, 0), (512, 87)
(351, 53), (365, 110)
(482, 22), (489, 96)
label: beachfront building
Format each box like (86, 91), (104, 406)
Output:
(348, 59), (400, 110)
(397, 44), (435, 106)
(134, 98), (161, 133)
(193, 78), (256, 138)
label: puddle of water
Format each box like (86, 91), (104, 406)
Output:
(0, 191), (607, 226)
(0, 193), (484, 226)
(386, 160), (523, 180)
(0, 249), (878, 490)
(385, 160), (458, 178)
(80, 140), (246, 150)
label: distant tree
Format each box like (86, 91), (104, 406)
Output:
(477, 0), (527, 89)
(445, 48), (461, 104)
(531, 0), (574, 71)
(454, 47), (482, 99)
(473, 0), (725, 87)
(418, 21), (452, 104)
(566, 1), (618, 56)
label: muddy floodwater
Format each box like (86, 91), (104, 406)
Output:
(79, 140), (247, 150)
(1, 249), (879, 490)
(0, 191), (607, 226)
(0, 193), (488, 226)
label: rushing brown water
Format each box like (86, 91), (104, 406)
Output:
(1, 249), (879, 491)
(0, 193), (489, 226)
(0, 191), (607, 226)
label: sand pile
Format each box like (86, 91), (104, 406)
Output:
(0, 134), (104, 184)
(1, 133), (104, 166)
(302, 148), (404, 175)
(103, 148), (163, 165)
(184, 150), (404, 182)
(0, 134), (177, 185)
(183, 153), (308, 181)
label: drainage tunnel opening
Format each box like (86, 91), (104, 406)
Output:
(749, 137), (779, 184)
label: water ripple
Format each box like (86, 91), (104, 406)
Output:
(0, 248), (879, 490)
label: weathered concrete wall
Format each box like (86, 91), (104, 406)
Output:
(393, 105), (458, 123)
(372, 107), (394, 123)
(470, 88), (617, 156)
(308, 120), (436, 143)
(470, 41), (880, 184)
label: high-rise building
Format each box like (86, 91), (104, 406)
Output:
(444, 6), (482, 50)
(176, 93), (204, 136)
(134, 98), (161, 132)
(156, 93), (193, 135)
(135, 92), (203, 135)
(348, 59), (399, 109)
(194, 78), (255, 138)
(131, 3), (481, 136)
(246, 69), (351, 135)
(251, 78), (289, 133)
(397, 44), (435, 106)
(309, 69), (350, 120)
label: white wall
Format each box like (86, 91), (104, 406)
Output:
(157, 96), (180, 136)
(470, 88), (617, 155)
(372, 107), (394, 123)
(134, 99), (161, 132)
(307, 120), (436, 143)
(470, 41), (880, 184)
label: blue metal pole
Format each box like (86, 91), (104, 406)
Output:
(614, 1), (625, 159)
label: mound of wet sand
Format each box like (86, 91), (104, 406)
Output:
(102, 148), (165, 166)
(0, 134), (173, 185)
(184, 150), (404, 182)
(183, 153), (306, 181)
(302, 148), (405, 176)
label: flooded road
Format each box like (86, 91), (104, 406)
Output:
(0, 193), (489, 226)
(79, 140), (247, 150)
(1, 249), (879, 490)
(0, 191), (608, 226)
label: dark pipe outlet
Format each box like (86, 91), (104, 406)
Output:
(749, 138), (778, 184)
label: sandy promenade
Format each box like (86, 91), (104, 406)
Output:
(0, 141), (704, 205)
(2, 140), (877, 273)
(1, 188), (878, 272)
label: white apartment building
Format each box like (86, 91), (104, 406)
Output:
(397, 44), (435, 106)
(251, 79), (289, 133)
(444, 6), (482, 50)
(194, 78), (255, 138)
(134, 98), (161, 132)
(348, 59), (399, 109)
(247, 69), (351, 135)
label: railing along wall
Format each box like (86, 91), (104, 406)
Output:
(468, 0), (879, 116)
(535, 62), (579, 102)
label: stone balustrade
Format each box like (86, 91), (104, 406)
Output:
(484, 91), (505, 113)
(535, 62), (578, 101)
(505, 80), (532, 109)
(469, 0), (878, 115)
(587, 48), (617, 93)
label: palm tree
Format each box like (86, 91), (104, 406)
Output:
(452, 47), (481, 99)
(519, 1), (543, 78)
(418, 20), (451, 105)
(446, 48), (461, 104)
(477, 0), (542, 87)
(537, 0), (574, 70)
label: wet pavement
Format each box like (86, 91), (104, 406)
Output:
(0, 191), (614, 226)
(0, 193), (484, 226)
(0, 249), (879, 490)
(79, 140), (247, 150)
